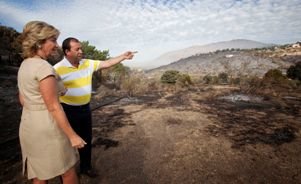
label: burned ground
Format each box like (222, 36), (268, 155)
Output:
(1, 82), (301, 184)
(199, 94), (300, 148)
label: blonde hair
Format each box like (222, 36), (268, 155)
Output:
(21, 21), (60, 58)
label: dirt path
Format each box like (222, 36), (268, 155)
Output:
(89, 104), (222, 184)
(82, 88), (301, 184)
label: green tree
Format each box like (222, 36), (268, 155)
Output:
(81, 41), (109, 60)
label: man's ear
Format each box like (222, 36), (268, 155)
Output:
(64, 49), (69, 55)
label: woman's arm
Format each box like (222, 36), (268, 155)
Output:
(39, 75), (86, 149)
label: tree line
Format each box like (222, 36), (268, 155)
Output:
(0, 25), (22, 66)
(0, 24), (131, 90)
(0, 25), (112, 66)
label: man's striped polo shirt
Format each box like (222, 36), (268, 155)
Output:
(54, 58), (101, 105)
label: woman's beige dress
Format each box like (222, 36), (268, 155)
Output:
(18, 58), (78, 180)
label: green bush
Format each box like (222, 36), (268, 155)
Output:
(264, 69), (287, 82)
(203, 75), (218, 84)
(287, 62), (301, 81)
(161, 70), (180, 84)
(203, 73), (229, 84)
(203, 75), (212, 84)
(121, 76), (141, 96)
(218, 72), (229, 84)
(177, 73), (192, 87)
(262, 69), (296, 89)
(95, 63), (130, 90)
(231, 77), (240, 85)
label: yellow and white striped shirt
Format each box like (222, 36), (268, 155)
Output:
(54, 58), (101, 105)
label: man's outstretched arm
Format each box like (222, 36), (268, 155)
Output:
(98, 51), (137, 69)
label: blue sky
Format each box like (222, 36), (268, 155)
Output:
(1, 0), (301, 69)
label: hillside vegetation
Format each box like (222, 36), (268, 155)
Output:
(147, 43), (301, 79)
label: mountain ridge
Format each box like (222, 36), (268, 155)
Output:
(146, 42), (301, 78)
(146, 39), (273, 69)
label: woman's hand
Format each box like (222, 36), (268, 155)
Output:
(70, 135), (87, 149)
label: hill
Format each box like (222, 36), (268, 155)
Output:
(146, 42), (301, 78)
(146, 39), (272, 69)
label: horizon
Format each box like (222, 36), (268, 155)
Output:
(1, 0), (301, 69)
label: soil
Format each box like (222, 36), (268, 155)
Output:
(1, 76), (301, 183)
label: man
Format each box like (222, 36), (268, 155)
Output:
(54, 37), (136, 177)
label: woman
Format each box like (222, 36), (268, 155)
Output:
(18, 21), (86, 184)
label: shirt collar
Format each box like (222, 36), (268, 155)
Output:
(62, 57), (84, 68)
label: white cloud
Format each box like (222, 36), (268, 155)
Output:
(0, 0), (301, 69)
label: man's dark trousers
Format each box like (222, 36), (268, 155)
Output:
(61, 103), (92, 172)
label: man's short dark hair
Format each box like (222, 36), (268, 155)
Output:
(62, 37), (80, 55)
